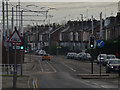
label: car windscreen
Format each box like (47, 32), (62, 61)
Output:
(107, 55), (116, 59)
(109, 60), (120, 64)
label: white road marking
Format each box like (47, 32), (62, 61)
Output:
(46, 61), (56, 72)
(28, 79), (30, 88)
(63, 62), (76, 72)
(40, 62), (44, 72)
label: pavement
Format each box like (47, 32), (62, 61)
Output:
(2, 54), (35, 88)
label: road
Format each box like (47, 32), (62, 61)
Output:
(26, 55), (119, 89)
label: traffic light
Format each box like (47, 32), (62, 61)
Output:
(90, 36), (95, 49)
(20, 46), (24, 50)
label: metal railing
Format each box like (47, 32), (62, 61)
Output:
(0, 64), (21, 75)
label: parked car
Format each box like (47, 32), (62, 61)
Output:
(67, 52), (72, 59)
(66, 52), (77, 59)
(77, 53), (85, 60)
(73, 53), (79, 60)
(35, 50), (40, 55)
(82, 53), (91, 60)
(106, 59), (120, 73)
(42, 54), (50, 61)
(102, 54), (116, 66)
(97, 54), (107, 64)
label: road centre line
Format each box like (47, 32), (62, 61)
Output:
(32, 78), (38, 90)
(63, 62), (76, 72)
(46, 61), (57, 72)
(33, 79), (35, 89)
(35, 78), (38, 89)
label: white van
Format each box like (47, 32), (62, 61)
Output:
(38, 50), (46, 56)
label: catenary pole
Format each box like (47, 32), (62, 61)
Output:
(2, 0), (5, 42)
(6, 0), (9, 75)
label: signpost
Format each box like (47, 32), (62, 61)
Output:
(7, 28), (22, 88)
(96, 40), (104, 76)
(96, 40), (104, 48)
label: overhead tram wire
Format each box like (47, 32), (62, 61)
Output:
(6, 3), (47, 21)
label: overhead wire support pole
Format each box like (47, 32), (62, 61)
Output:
(6, 0), (9, 75)
(16, 5), (18, 30)
(11, 7), (14, 33)
(21, 10), (23, 36)
(99, 12), (102, 76)
(2, 0), (5, 42)
(19, 0), (20, 33)
(100, 12), (102, 40)
(92, 16), (94, 35)
(36, 22), (38, 50)
(80, 14), (83, 52)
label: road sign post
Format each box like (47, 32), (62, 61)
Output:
(96, 40), (104, 76)
(13, 43), (17, 88)
(7, 28), (23, 88)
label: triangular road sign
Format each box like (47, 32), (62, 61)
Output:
(7, 30), (22, 44)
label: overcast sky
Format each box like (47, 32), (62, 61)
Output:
(0, 1), (119, 26)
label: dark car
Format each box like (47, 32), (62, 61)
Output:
(102, 54), (116, 66)
(106, 59), (120, 73)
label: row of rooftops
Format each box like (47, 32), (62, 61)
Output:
(24, 12), (120, 36)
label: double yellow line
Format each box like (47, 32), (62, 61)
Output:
(33, 78), (38, 90)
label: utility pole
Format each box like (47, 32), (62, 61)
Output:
(99, 12), (102, 76)
(36, 22), (38, 50)
(16, 5), (18, 29)
(48, 19), (51, 54)
(21, 10), (23, 36)
(19, 0), (20, 33)
(11, 7), (14, 33)
(6, 0), (9, 75)
(80, 14), (83, 52)
(100, 12), (102, 40)
(2, 0), (5, 42)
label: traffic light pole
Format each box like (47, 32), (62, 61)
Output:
(90, 49), (93, 74)
(90, 16), (94, 74)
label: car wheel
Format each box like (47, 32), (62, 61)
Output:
(97, 62), (99, 64)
